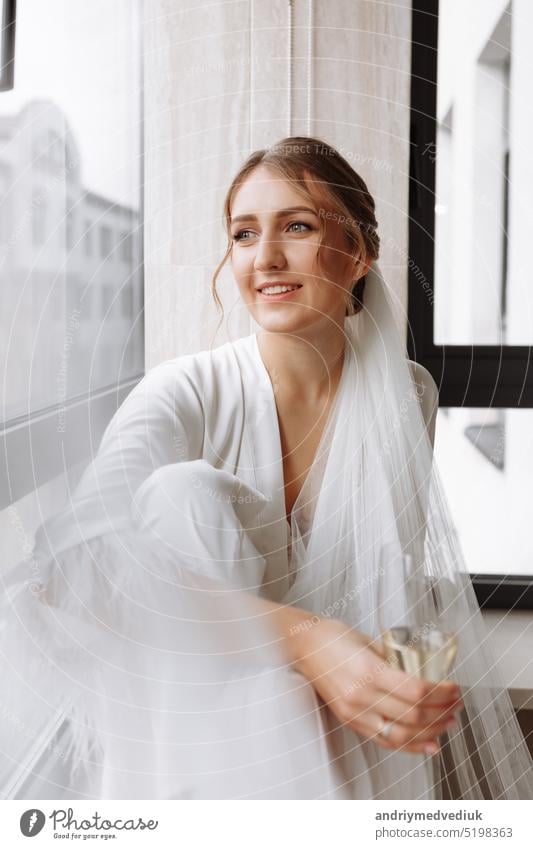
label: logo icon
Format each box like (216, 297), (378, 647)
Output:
(20, 809), (46, 837)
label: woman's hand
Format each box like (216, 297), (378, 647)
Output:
(291, 617), (463, 755)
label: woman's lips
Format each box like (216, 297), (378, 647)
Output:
(257, 285), (302, 302)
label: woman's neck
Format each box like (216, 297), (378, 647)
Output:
(256, 324), (346, 404)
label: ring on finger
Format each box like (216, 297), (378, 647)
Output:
(377, 717), (395, 741)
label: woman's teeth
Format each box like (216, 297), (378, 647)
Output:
(260, 284), (301, 295)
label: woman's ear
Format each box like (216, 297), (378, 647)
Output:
(349, 253), (371, 284)
(357, 256), (372, 279)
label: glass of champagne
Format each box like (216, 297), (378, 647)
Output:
(377, 542), (458, 683)
(376, 542), (459, 787)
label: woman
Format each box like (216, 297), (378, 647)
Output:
(1, 137), (532, 800)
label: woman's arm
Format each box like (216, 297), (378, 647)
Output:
(32, 357), (205, 565)
(258, 595), (463, 757)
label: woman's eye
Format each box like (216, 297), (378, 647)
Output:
(287, 221), (311, 233)
(232, 221), (312, 242)
(232, 229), (254, 242)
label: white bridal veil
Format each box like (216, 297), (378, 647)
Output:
(1, 260), (532, 800)
(281, 261), (533, 799)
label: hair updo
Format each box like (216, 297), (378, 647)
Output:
(212, 135), (380, 316)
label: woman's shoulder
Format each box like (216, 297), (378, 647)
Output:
(131, 335), (258, 413)
(142, 334), (257, 387)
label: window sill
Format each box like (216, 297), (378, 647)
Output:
(0, 375), (143, 509)
(481, 609), (533, 710)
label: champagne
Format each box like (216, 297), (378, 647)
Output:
(381, 626), (458, 681)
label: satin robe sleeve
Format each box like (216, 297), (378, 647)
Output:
(32, 356), (205, 565)
(26, 349), (271, 603)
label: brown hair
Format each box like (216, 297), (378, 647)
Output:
(211, 136), (380, 318)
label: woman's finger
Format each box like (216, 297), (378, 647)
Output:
(374, 735), (443, 756)
(362, 687), (463, 729)
(373, 664), (460, 710)
(346, 709), (447, 753)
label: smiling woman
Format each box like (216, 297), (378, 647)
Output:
(1, 136), (532, 802)
(212, 136), (380, 331)
(218, 140), (380, 524)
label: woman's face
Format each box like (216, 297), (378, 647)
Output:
(230, 165), (367, 335)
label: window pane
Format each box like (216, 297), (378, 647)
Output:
(434, 407), (532, 576)
(434, 2), (532, 345)
(0, 0), (143, 422)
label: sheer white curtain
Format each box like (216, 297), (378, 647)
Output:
(142, 0), (412, 363)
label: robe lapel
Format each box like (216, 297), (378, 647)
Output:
(231, 334), (290, 603)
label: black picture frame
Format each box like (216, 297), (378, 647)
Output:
(0, 0), (16, 92)
(408, 0), (533, 609)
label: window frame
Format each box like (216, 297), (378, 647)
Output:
(408, 0), (533, 609)
(0, 0), (16, 93)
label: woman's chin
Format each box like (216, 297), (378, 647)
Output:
(249, 304), (323, 334)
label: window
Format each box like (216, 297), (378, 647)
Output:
(409, 1), (533, 608)
(120, 231), (133, 263)
(0, 0), (144, 508)
(120, 282), (133, 318)
(99, 225), (113, 259)
(0, 0), (143, 424)
(83, 220), (92, 257)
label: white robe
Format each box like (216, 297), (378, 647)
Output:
(1, 331), (431, 800)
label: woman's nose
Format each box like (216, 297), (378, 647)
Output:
(253, 234), (287, 271)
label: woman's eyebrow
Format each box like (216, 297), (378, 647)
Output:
(231, 206), (318, 224)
